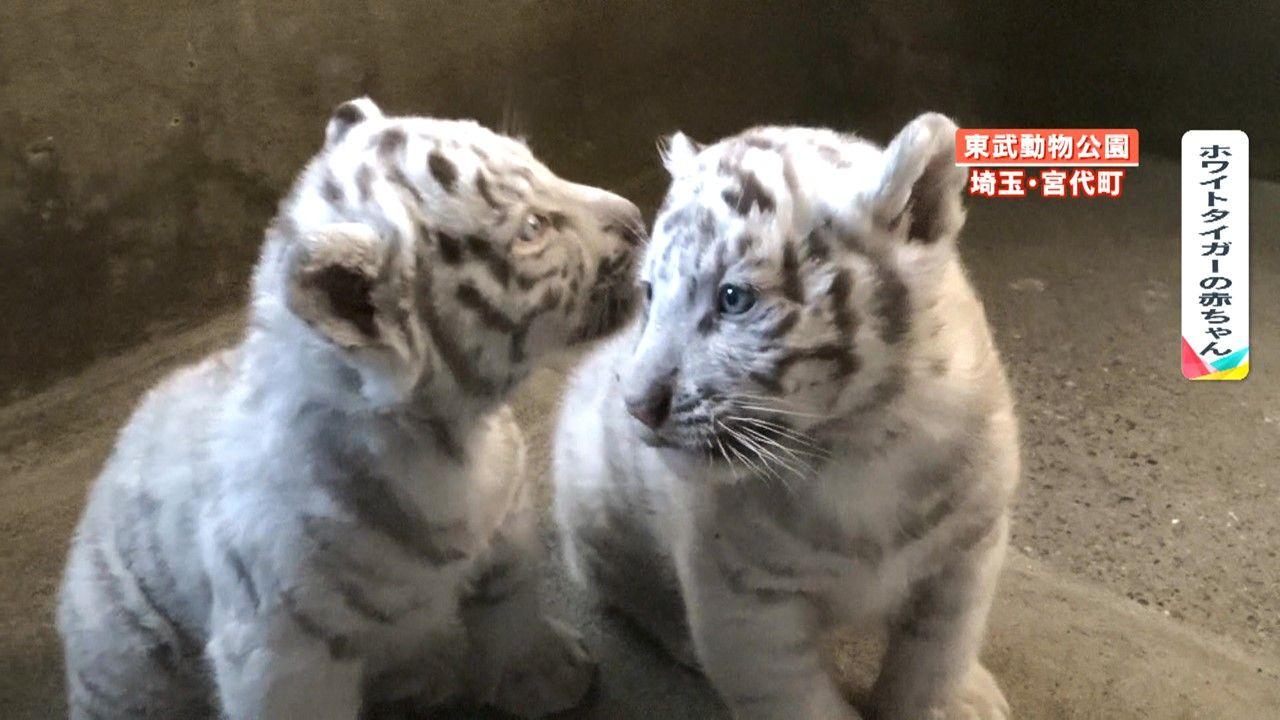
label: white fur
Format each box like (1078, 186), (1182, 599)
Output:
(556, 114), (1018, 720)
(57, 98), (640, 720)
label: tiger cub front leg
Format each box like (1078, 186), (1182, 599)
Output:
(869, 519), (1011, 720)
(462, 501), (596, 718)
(681, 537), (861, 720)
(206, 584), (364, 720)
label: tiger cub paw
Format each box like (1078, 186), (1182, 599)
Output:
(488, 617), (597, 718)
(943, 663), (1010, 720)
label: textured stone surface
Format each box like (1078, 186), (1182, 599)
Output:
(3, 2), (1277, 401)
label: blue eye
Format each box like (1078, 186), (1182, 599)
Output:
(718, 284), (756, 315)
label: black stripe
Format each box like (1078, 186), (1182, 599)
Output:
(894, 569), (973, 640)
(509, 326), (528, 364)
(723, 170), (776, 215)
(546, 211), (571, 231)
(507, 165), (535, 184)
(91, 546), (179, 676)
(133, 568), (200, 658)
(115, 499), (202, 657)
(456, 283), (518, 332)
(780, 243), (804, 303)
(803, 229), (829, 262)
(426, 416), (463, 460)
(75, 671), (137, 719)
(513, 286), (563, 355)
(334, 579), (395, 624)
(697, 206), (718, 241)
(781, 149), (802, 205)
(755, 491), (881, 565)
(708, 543), (790, 605)
(776, 343), (860, 379)
(418, 273), (495, 396)
(815, 143), (851, 168)
(461, 558), (524, 609)
(828, 269), (857, 337)
(514, 266), (559, 290)
(377, 128), (406, 161)
(91, 546), (148, 638)
(475, 171), (500, 209)
(602, 220), (644, 246)
(595, 252), (630, 287)
(800, 529), (884, 565)
(321, 172), (344, 204)
(661, 206), (692, 235)
(433, 229), (464, 265)
(386, 166), (423, 204)
(849, 371), (905, 415)
(742, 134), (778, 150)
(893, 491), (958, 547)
(953, 515), (1000, 552)
(225, 549), (261, 611)
(356, 164), (374, 203)
(464, 235), (512, 287)
(873, 259), (911, 344)
(301, 514), (393, 583)
(321, 465), (468, 567)
(761, 308), (800, 340)
(669, 391), (706, 415)
(748, 370), (784, 395)
(283, 591), (357, 661)
(740, 171), (776, 213)
(75, 671), (114, 707)
(428, 150), (458, 193)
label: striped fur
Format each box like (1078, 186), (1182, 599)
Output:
(57, 98), (641, 720)
(555, 114), (1018, 719)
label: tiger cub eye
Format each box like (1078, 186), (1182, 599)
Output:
(717, 283), (756, 315)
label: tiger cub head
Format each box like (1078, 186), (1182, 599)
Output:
(255, 98), (643, 409)
(623, 113), (966, 477)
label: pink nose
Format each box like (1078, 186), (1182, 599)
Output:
(625, 385), (673, 430)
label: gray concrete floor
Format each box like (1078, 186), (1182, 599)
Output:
(1, 159), (1278, 718)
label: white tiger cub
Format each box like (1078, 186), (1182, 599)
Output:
(57, 98), (643, 720)
(554, 114), (1018, 720)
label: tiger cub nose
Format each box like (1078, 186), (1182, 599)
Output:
(597, 196), (645, 246)
(625, 384), (673, 430)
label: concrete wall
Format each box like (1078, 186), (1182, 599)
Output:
(2, 1), (1276, 400)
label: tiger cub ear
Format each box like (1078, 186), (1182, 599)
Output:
(285, 223), (424, 402)
(285, 223), (402, 350)
(873, 112), (967, 244)
(325, 97), (384, 148)
(659, 131), (703, 179)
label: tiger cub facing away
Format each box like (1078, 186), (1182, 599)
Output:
(554, 114), (1018, 719)
(57, 98), (642, 720)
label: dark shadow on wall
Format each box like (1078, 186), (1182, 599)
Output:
(1, 1), (1276, 400)
(2, 107), (276, 399)
(957, 4), (1280, 181)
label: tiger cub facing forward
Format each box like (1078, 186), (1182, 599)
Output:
(58, 98), (642, 720)
(554, 114), (1018, 719)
